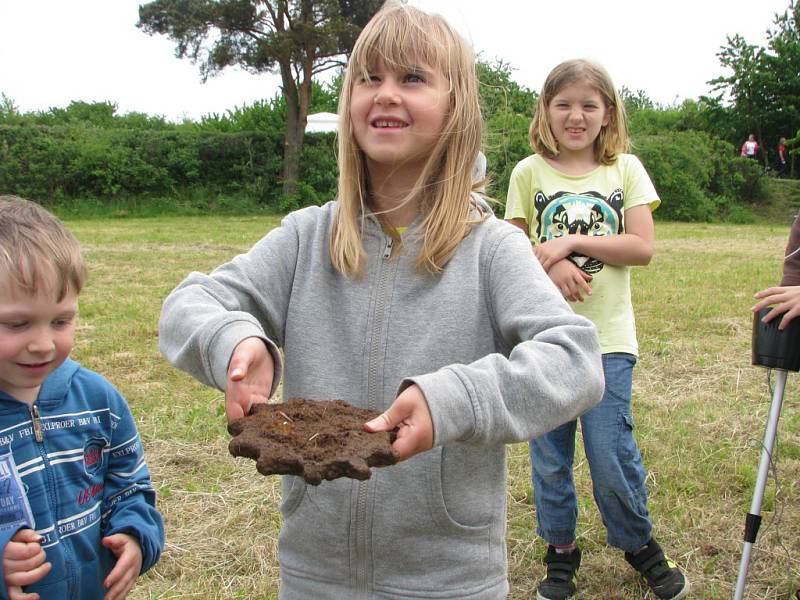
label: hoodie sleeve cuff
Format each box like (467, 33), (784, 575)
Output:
(208, 319), (283, 398)
(400, 368), (477, 447)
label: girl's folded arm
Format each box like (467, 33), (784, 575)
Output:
(566, 203), (654, 267)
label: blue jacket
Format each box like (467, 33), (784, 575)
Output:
(0, 359), (164, 599)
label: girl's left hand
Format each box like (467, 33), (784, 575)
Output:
(548, 259), (592, 302)
(752, 285), (800, 330)
(534, 237), (574, 271)
(364, 384), (433, 461)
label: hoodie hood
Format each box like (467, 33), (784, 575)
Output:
(0, 359), (80, 406)
(35, 358), (81, 402)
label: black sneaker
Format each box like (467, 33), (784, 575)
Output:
(624, 538), (690, 599)
(536, 545), (581, 600)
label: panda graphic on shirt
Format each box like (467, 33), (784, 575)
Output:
(533, 188), (624, 274)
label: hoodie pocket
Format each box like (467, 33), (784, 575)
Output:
(279, 475), (305, 516)
(429, 445), (499, 533)
(278, 476), (355, 585)
(371, 447), (502, 593)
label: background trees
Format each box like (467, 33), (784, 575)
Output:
(137, 0), (381, 199)
(709, 1), (800, 173)
(1, 3), (798, 220)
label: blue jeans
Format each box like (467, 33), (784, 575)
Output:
(530, 353), (652, 552)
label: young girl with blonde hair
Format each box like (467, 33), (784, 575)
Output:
(160, 4), (603, 599)
(506, 59), (690, 600)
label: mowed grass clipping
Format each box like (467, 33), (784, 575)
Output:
(67, 216), (799, 599)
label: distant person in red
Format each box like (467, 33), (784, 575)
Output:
(776, 137), (787, 178)
(753, 214), (800, 329)
(741, 134), (759, 159)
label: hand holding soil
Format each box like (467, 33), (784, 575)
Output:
(225, 337), (275, 422)
(364, 383), (433, 460)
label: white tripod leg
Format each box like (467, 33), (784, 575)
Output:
(733, 369), (787, 600)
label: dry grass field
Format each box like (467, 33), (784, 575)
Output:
(66, 215), (800, 599)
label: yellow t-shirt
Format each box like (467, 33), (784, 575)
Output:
(504, 153), (660, 355)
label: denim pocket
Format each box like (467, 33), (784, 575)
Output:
(618, 411), (637, 462)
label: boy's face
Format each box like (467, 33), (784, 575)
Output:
(0, 282), (78, 404)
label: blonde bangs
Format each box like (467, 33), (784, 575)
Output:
(332, 0), (485, 278)
(351, 0), (467, 85)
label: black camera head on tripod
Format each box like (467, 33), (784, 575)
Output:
(752, 307), (800, 371)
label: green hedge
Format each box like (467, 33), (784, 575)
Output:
(0, 120), (768, 222)
(0, 123), (339, 209)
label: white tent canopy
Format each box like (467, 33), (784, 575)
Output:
(306, 111), (339, 134)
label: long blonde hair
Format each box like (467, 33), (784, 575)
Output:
(331, 0), (484, 277)
(529, 59), (629, 165)
(0, 195), (86, 300)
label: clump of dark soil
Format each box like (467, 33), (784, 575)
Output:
(227, 398), (398, 485)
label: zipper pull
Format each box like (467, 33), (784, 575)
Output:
(383, 238), (394, 259)
(30, 405), (44, 443)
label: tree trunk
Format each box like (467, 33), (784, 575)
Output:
(282, 75), (302, 199)
(280, 58), (313, 200)
(282, 122), (302, 199)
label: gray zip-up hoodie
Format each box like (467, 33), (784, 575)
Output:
(159, 200), (603, 599)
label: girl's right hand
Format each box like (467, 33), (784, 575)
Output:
(225, 337), (274, 423)
(548, 259), (592, 302)
(3, 528), (51, 600)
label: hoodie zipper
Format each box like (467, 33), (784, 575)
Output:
(29, 402), (77, 593)
(30, 404), (44, 442)
(355, 234), (394, 594)
(382, 238), (394, 259)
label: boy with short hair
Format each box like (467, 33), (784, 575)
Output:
(0, 196), (164, 600)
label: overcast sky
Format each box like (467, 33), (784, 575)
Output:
(0, 0), (792, 122)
